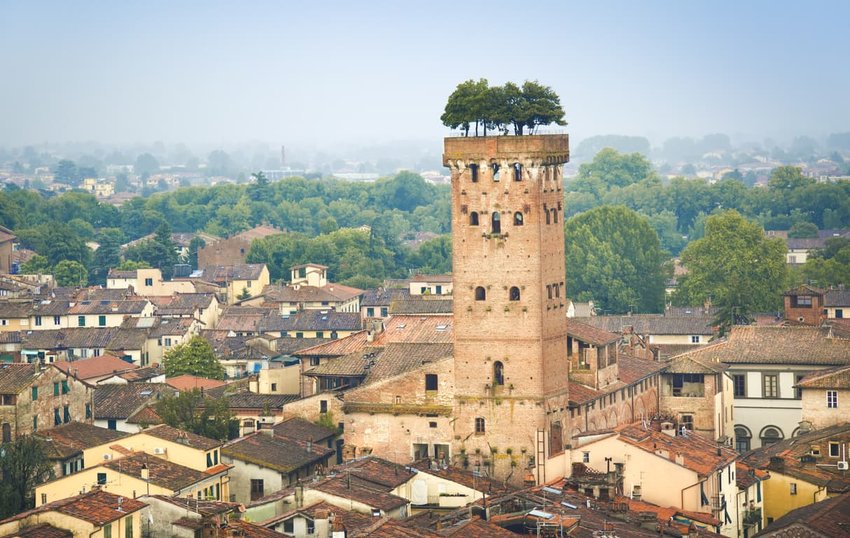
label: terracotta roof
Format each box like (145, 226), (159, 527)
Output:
(222, 432), (331, 473)
(389, 298), (453, 315)
(354, 519), (440, 537)
(410, 274), (452, 283)
(259, 501), (373, 534)
(142, 424), (221, 451)
(257, 282), (363, 304)
(411, 460), (513, 496)
(736, 461), (769, 490)
(568, 381), (605, 405)
(103, 452), (221, 491)
(578, 315), (715, 336)
(438, 517), (518, 537)
(754, 491), (850, 537)
(616, 423), (738, 477)
(156, 293), (216, 316)
(22, 328), (119, 350)
(796, 363), (850, 389)
(93, 383), (174, 419)
(215, 306), (273, 333)
(166, 374), (226, 392)
(114, 365), (163, 382)
(361, 288), (411, 307)
(13, 524), (73, 538)
(0, 490), (146, 527)
(0, 301), (36, 318)
(294, 331), (369, 358)
(225, 519), (288, 538)
(273, 416), (337, 443)
(218, 391), (299, 410)
(54, 354), (137, 381)
(673, 326), (850, 365)
(366, 343), (453, 382)
(197, 264), (266, 283)
(125, 404), (163, 425)
(263, 310), (362, 332)
(0, 225), (16, 242)
(68, 299), (149, 315)
(567, 319), (620, 346)
(0, 363), (36, 394)
(0, 331), (22, 344)
(824, 289), (850, 307)
(372, 315), (453, 345)
(662, 355), (727, 375)
(740, 422), (850, 492)
(142, 494), (240, 516)
(37, 423), (128, 460)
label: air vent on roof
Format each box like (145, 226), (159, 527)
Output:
(435, 325), (448, 331)
(140, 390), (152, 396)
(397, 324), (406, 329)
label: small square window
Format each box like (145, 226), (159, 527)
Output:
(425, 374), (438, 391)
(690, 335), (700, 344)
(829, 442), (840, 457)
(582, 452), (590, 463)
(828, 390), (838, 409)
(97, 472), (107, 485)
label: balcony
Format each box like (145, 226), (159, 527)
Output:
(743, 507), (762, 527)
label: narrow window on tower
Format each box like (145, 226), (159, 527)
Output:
(475, 417), (486, 434)
(469, 164), (479, 183)
(470, 212), (479, 226)
(554, 284), (560, 298)
(493, 361), (505, 386)
(509, 287), (520, 301)
(513, 163), (522, 181)
(551, 208), (558, 223)
(547, 285), (553, 300)
(513, 212), (523, 226)
(491, 212), (501, 234)
(545, 206), (551, 224)
(491, 163), (500, 181)
(475, 287), (486, 301)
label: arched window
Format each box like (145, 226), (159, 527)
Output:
(513, 212), (523, 226)
(509, 286), (520, 301)
(470, 212), (479, 226)
(491, 163), (500, 182)
(469, 164), (479, 183)
(475, 417), (486, 434)
(493, 361), (505, 386)
(491, 212), (501, 234)
(1, 422), (10, 443)
(760, 426), (783, 447)
(474, 287), (486, 301)
(551, 208), (558, 223)
(513, 163), (522, 181)
(545, 207), (551, 224)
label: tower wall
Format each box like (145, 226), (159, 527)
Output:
(444, 135), (571, 483)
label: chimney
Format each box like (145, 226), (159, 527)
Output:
(140, 463), (149, 481)
(314, 509), (330, 537)
(660, 422), (676, 437)
(295, 483), (304, 508)
(307, 437), (313, 453)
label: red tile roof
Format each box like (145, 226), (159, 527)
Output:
(567, 319), (620, 346)
(54, 354), (137, 381)
(166, 374), (226, 392)
(372, 315), (452, 345)
(1, 490), (146, 527)
(295, 331), (369, 358)
(795, 363), (850, 389)
(616, 423), (738, 477)
(756, 491), (850, 536)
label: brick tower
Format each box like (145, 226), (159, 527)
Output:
(444, 135), (571, 484)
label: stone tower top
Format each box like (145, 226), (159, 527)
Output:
(443, 134), (569, 166)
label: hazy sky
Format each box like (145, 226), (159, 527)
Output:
(2, 1), (849, 148)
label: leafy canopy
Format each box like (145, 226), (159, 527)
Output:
(441, 79), (565, 136)
(674, 210), (788, 330)
(162, 336), (225, 380)
(0, 435), (54, 517)
(564, 205), (668, 314)
(155, 389), (234, 441)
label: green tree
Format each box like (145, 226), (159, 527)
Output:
(374, 171), (435, 212)
(116, 259), (152, 270)
(91, 228), (125, 285)
(0, 435), (54, 517)
(188, 236), (206, 269)
(237, 287), (251, 301)
(124, 222), (178, 278)
(134, 153), (160, 178)
(788, 221), (819, 238)
(410, 235), (452, 274)
(155, 389), (234, 441)
(53, 159), (78, 186)
(768, 166), (812, 191)
(440, 78), (489, 136)
(53, 259), (88, 287)
(675, 210), (788, 331)
(564, 206), (668, 314)
(574, 148), (655, 191)
(162, 336), (225, 380)
(20, 254), (50, 274)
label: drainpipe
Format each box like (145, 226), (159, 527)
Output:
(681, 478), (705, 511)
(814, 485), (826, 504)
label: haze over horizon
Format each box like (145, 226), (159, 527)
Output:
(3, 1), (849, 150)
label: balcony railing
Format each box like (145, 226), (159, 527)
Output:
(743, 507), (762, 526)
